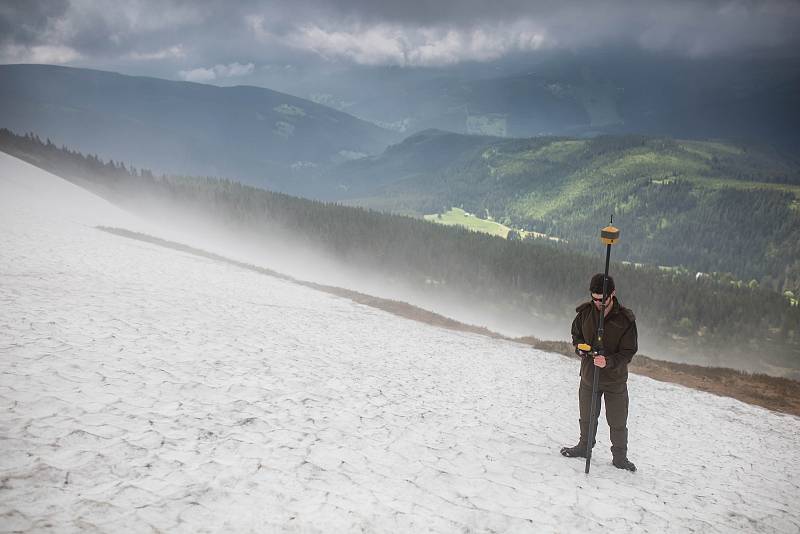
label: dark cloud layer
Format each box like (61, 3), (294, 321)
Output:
(0, 0), (68, 45)
(2, 0), (799, 72)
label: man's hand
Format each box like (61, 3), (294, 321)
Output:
(593, 355), (607, 368)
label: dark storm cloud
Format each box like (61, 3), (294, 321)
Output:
(2, 0), (799, 68)
(271, 0), (560, 25)
(249, 0), (800, 65)
(0, 0), (68, 45)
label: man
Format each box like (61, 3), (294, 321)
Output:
(561, 273), (638, 472)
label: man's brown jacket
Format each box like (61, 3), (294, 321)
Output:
(571, 297), (638, 386)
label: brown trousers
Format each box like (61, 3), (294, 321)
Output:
(578, 381), (629, 459)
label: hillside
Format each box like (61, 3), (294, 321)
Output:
(0, 64), (400, 190)
(2, 150), (800, 532)
(325, 130), (800, 295)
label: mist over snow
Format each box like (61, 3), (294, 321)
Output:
(2, 152), (800, 531)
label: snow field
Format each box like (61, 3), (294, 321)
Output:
(1, 153), (799, 533)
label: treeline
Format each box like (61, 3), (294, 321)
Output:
(2, 128), (798, 369)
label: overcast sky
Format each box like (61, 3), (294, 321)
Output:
(2, 0), (800, 84)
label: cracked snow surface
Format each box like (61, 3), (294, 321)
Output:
(1, 152), (799, 533)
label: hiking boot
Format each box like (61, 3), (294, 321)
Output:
(613, 457), (637, 472)
(560, 444), (587, 458)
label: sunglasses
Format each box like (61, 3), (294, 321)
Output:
(591, 294), (611, 302)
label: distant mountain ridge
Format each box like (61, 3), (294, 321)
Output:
(0, 64), (400, 189)
(300, 52), (800, 149)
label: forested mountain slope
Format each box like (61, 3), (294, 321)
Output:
(324, 130), (800, 295)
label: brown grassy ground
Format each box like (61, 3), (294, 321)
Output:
(101, 226), (800, 417)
